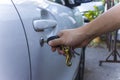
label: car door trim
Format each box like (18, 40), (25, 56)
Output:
(11, 0), (32, 80)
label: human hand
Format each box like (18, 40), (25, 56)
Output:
(48, 28), (93, 53)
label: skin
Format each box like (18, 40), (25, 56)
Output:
(48, 3), (120, 52)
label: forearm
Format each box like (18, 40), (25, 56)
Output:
(79, 3), (120, 39)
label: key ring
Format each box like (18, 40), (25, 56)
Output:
(47, 36), (80, 67)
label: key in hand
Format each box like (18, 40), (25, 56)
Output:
(40, 35), (79, 66)
(40, 35), (59, 47)
(62, 46), (72, 66)
(47, 36), (73, 67)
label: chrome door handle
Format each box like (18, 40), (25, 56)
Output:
(33, 19), (57, 32)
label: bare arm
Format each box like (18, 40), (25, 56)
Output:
(82, 3), (120, 38)
(49, 3), (120, 49)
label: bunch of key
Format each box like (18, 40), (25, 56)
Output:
(47, 36), (80, 67)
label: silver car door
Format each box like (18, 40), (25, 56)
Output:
(0, 0), (30, 80)
(12, 0), (83, 80)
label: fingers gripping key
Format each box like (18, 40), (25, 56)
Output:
(47, 36), (72, 67)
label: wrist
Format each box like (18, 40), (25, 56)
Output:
(77, 24), (97, 40)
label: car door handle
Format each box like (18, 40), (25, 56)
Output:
(33, 19), (57, 32)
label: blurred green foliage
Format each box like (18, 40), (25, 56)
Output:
(84, 6), (103, 21)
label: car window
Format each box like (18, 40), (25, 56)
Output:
(48, 0), (63, 4)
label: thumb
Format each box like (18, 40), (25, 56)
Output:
(48, 38), (63, 47)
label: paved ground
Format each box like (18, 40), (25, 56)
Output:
(84, 46), (120, 80)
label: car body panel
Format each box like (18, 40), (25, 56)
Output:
(1, 0), (84, 80)
(0, 0), (30, 80)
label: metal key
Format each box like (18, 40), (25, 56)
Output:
(47, 36), (73, 66)
(46, 36), (80, 67)
(62, 46), (72, 66)
(62, 46), (81, 67)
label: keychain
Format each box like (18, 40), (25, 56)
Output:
(47, 35), (80, 67)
